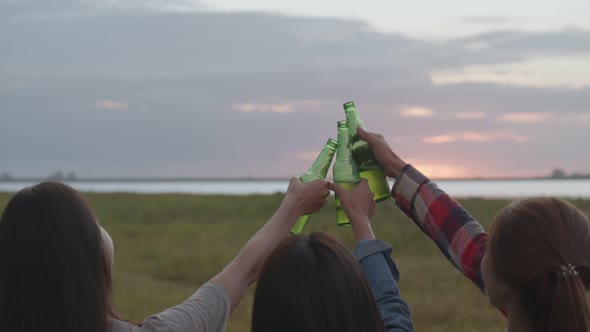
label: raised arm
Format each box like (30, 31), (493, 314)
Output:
(331, 180), (414, 332)
(357, 127), (488, 294)
(210, 177), (331, 309)
(123, 178), (330, 332)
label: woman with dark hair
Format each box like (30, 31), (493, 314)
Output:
(0, 177), (330, 332)
(251, 180), (414, 332)
(356, 126), (590, 332)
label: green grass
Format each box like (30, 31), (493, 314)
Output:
(1, 192), (589, 331)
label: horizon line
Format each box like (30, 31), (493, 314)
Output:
(1, 175), (589, 182)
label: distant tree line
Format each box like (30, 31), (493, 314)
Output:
(0, 171), (77, 181)
(45, 171), (77, 181)
(549, 168), (590, 179)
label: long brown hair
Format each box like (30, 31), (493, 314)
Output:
(0, 182), (113, 332)
(489, 197), (590, 332)
(251, 232), (387, 332)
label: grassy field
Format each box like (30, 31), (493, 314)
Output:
(1, 192), (589, 331)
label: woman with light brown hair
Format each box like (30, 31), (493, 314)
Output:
(357, 126), (590, 332)
(483, 197), (590, 331)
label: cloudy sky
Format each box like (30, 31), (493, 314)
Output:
(1, 0), (589, 179)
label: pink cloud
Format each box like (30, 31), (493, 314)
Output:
(231, 100), (322, 113)
(423, 135), (458, 144)
(497, 112), (590, 126)
(400, 106), (435, 118)
(497, 112), (553, 123)
(95, 99), (129, 111)
(423, 131), (529, 144)
(404, 158), (474, 179)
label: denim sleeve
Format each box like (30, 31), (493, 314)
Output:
(353, 239), (415, 332)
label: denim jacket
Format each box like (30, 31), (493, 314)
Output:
(353, 239), (415, 332)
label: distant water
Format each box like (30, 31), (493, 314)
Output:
(1, 179), (589, 199)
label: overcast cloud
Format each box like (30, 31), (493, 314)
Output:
(1, 0), (588, 178)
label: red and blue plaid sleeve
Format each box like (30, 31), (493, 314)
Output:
(391, 165), (488, 293)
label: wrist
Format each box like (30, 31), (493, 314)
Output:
(385, 158), (407, 178)
(279, 196), (303, 220)
(350, 216), (375, 242)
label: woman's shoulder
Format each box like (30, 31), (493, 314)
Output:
(109, 283), (230, 332)
(110, 319), (142, 332)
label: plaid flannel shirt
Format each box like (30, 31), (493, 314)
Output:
(391, 164), (488, 293)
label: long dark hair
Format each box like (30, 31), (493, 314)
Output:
(251, 232), (387, 332)
(0, 182), (112, 332)
(489, 197), (590, 332)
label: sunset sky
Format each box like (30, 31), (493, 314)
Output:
(1, 0), (589, 179)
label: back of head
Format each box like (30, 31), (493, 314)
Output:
(251, 232), (386, 332)
(0, 182), (110, 332)
(489, 197), (590, 332)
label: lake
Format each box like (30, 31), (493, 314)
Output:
(0, 179), (589, 199)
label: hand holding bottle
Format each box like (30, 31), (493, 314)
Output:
(343, 102), (390, 202)
(333, 121), (361, 226)
(291, 139), (337, 234)
(357, 127), (408, 178)
(283, 178), (331, 216)
(329, 179), (376, 242)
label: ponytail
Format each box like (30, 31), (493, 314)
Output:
(547, 267), (590, 332)
(519, 271), (556, 331)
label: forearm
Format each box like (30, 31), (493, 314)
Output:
(354, 240), (414, 332)
(350, 215), (376, 242)
(211, 199), (301, 309)
(382, 157), (408, 179)
(391, 165), (488, 293)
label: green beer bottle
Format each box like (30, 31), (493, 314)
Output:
(343, 101), (390, 202)
(333, 121), (360, 226)
(290, 138), (338, 234)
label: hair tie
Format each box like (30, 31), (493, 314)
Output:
(559, 263), (580, 277)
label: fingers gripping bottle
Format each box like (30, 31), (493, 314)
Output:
(333, 121), (360, 226)
(290, 139), (338, 234)
(343, 101), (390, 202)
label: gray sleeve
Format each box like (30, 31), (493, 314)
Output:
(113, 283), (231, 332)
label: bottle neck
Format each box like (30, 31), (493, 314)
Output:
(344, 107), (365, 135)
(307, 145), (337, 178)
(336, 128), (351, 158)
(334, 127), (359, 182)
